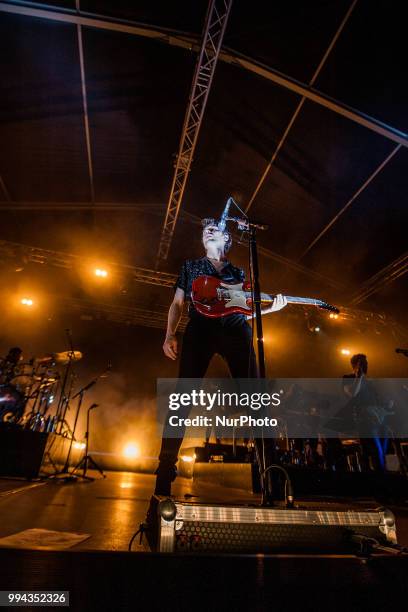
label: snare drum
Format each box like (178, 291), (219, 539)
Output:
(10, 363), (35, 394)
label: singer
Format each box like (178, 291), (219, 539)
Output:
(154, 216), (287, 496)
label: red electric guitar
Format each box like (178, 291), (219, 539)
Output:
(191, 275), (339, 317)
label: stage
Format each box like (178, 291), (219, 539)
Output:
(0, 471), (407, 610)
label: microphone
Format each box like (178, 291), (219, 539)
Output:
(218, 197), (233, 233)
(396, 348), (408, 357)
(228, 217), (269, 231)
(82, 379), (97, 392)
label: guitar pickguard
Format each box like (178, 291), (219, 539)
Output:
(220, 282), (251, 311)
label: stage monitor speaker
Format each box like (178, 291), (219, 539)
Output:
(146, 497), (397, 554)
(0, 425), (70, 479)
(0, 426), (49, 479)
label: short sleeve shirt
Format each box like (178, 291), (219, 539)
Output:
(175, 257), (246, 320)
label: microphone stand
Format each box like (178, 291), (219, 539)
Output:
(70, 403), (106, 480)
(61, 378), (96, 475)
(56, 329), (77, 433)
(248, 224), (266, 378)
(52, 365), (110, 481)
(225, 200), (275, 505)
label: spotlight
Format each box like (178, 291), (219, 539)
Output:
(20, 298), (34, 307)
(180, 454), (196, 463)
(307, 318), (321, 333)
(95, 268), (108, 278)
(341, 348), (351, 356)
(73, 441), (86, 450)
(123, 442), (140, 459)
(329, 313), (339, 320)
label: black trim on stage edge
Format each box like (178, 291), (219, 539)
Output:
(0, 548), (407, 612)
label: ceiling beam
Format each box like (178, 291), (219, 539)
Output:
(349, 251), (408, 305)
(0, 1), (406, 149)
(300, 144), (401, 258)
(76, 0), (95, 203)
(245, 0), (358, 214)
(0, 1), (196, 51)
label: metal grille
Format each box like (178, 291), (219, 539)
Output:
(175, 521), (384, 553)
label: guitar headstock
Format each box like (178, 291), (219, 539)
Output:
(318, 302), (340, 314)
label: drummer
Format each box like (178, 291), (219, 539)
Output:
(0, 347), (23, 384)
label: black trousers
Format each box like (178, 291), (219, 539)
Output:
(157, 315), (257, 475)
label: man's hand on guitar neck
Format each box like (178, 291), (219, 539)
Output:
(247, 293), (288, 318)
(266, 294), (287, 313)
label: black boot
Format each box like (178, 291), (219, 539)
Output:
(154, 464), (177, 496)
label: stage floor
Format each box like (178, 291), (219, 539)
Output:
(0, 470), (407, 552)
(0, 471), (407, 611)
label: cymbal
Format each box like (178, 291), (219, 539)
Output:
(52, 351), (82, 364)
(34, 355), (54, 364)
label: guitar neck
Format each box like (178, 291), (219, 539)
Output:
(245, 292), (323, 307)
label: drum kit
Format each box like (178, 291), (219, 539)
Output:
(0, 349), (83, 431)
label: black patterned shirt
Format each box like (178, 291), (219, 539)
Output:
(174, 257), (246, 321)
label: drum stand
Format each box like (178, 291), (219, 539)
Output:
(71, 403), (105, 480)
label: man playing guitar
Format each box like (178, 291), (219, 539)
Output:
(154, 218), (287, 496)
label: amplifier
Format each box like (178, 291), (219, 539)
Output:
(146, 496), (397, 554)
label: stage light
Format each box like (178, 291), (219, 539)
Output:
(95, 268), (108, 278)
(329, 313), (339, 320)
(313, 326), (320, 333)
(73, 441), (86, 450)
(180, 454), (196, 463)
(341, 348), (351, 356)
(123, 442), (140, 459)
(20, 298), (33, 306)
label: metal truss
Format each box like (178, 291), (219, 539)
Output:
(305, 303), (408, 341)
(1, 238), (403, 336)
(60, 296), (188, 332)
(0, 239), (177, 287)
(156, 0), (233, 263)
